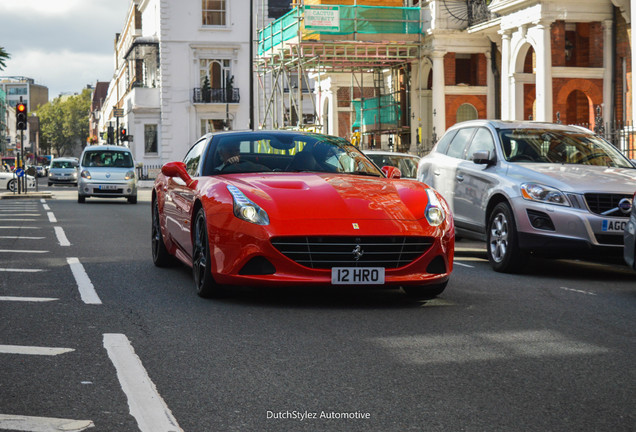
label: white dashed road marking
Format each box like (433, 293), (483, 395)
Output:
(67, 257), (102, 305)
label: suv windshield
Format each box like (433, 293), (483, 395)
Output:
(82, 150), (134, 168)
(499, 129), (633, 168)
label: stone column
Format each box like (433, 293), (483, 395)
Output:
(485, 50), (495, 119)
(499, 30), (511, 120)
(534, 21), (553, 122)
(603, 19), (613, 125)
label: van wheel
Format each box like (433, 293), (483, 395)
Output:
(78, 195), (85, 203)
(128, 195), (137, 204)
(486, 202), (526, 273)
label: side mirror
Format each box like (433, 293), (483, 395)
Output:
(382, 165), (402, 179)
(473, 150), (496, 165)
(161, 161), (197, 188)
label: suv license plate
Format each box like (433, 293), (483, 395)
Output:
(331, 267), (385, 285)
(602, 219), (627, 232)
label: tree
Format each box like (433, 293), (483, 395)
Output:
(37, 89), (92, 157)
(0, 46), (10, 71)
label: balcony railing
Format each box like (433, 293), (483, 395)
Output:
(193, 87), (240, 104)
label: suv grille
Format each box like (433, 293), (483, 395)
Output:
(584, 193), (632, 217)
(271, 236), (434, 269)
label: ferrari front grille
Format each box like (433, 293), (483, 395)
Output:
(271, 236), (434, 269)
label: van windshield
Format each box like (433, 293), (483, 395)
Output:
(82, 150), (133, 168)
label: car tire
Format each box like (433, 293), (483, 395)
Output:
(48, 182), (52, 187)
(152, 201), (176, 267)
(7, 179), (16, 192)
(77, 195), (85, 203)
(192, 208), (223, 298)
(486, 202), (526, 273)
(403, 281), (447, 299)
(128, 195), (137, 204)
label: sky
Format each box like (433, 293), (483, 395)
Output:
(0, 0), (131, 100)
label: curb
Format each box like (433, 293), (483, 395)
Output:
(0, 191), (54, 200)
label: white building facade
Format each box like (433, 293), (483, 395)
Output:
(100, 0), (283, 172)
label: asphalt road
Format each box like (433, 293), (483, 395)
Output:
(0, 181), (634, 432)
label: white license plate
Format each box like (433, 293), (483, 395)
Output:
(98, 185), (117, 190)
(602, 219), (627, 232)
(331, 267), (385, 285)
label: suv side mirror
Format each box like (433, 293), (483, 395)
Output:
(473, 150), (496, 165)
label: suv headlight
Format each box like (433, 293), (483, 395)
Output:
(227, 185), (269, 225)
(521, 183), (570, 206)
(425, 188), (446, 226)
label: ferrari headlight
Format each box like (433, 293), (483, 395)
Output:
(521, 183), (570, 206)
(227, 185), (270, 225)
(425, 188), (446, 226)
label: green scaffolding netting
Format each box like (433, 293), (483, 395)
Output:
(258, 6), (423, 55)
(352, 95), (402, 130)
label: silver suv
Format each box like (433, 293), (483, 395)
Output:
(78, 145), (137, 204)
(418, 120), (636, 272)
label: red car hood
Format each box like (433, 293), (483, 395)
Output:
(225, 173), (430, 222)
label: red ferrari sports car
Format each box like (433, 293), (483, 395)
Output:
(152, 130), (454, 298)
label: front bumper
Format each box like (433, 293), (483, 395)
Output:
(511, 196), (626, 254)
(200, 216), (455, 288)
(78, 178), (137, 198)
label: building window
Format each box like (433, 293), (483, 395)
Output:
(200, 59), (231, 89)
(202, 0), (226, 26)
(457, 103), (478, 123)
(144, 124), (158, 154)
(201, 119), (229, 136)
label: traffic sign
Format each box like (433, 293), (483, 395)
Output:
(15, 168), (25, 178)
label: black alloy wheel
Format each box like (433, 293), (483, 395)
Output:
(152, 201), (175, 267)
(192, 208), (222, 298)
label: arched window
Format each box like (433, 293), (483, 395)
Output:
(457, 103), (478, 122)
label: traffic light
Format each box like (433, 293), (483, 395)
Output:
(120, 126), (127, 141)
(16, 102), (28, 130)
(107, 126), (114, 144)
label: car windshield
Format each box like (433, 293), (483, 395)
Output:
(498, 129), (634, 168)
(366, 154), (419, 178)
(51, 160), (78, 169)
(82, 150), (133, 168)
(205, 132), (383, 176)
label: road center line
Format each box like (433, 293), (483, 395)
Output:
(42, 203), (51, 210)
(0, 226), (40, 229)
(54, 226), (71, 246)
(0, 414), (94, 432)
(0, 236), (45, 240)
(0, 249), (48, 254)
(0, 345), (74, 356)
(0, 296), (58, 302)
(66, 257), (102, 305)
(0, 268), (44, 273)
(47, 212), (57, 223)
(559, 286), (597, 296)
(103, 334), (183, 432)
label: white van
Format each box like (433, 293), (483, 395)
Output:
(77, 145), (137, 203)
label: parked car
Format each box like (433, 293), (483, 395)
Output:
(363, 150), (420, 179)
(624, 191), (636, 270)
(78, 145), (137, 203)
(417, 120), (636, 272)
(0, 170), (36, 192)
(48, 157), (79, 186)
(152, 130), (454, 298)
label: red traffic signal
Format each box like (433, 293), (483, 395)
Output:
(16, 102), (28, 130)
(120, 126), (127, 140)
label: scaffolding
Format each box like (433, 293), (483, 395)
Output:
(255, 3), (426, 150)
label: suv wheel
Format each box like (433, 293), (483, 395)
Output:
(487, 202), (526, 273)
